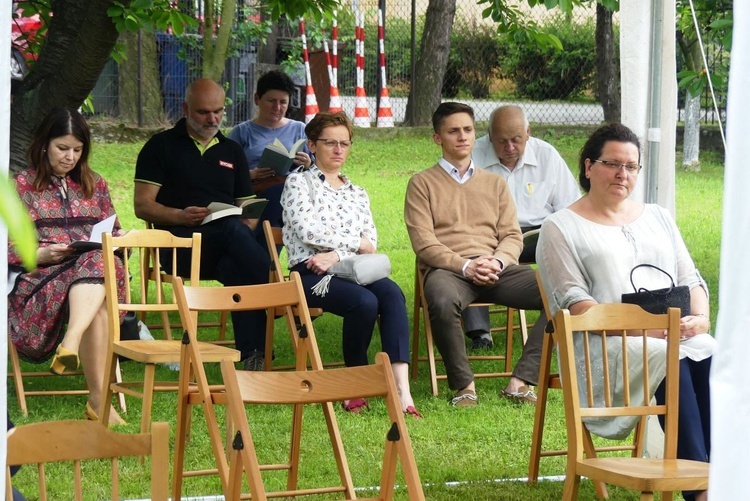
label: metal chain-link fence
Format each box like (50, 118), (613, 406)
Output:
(88, 0), (726, 128)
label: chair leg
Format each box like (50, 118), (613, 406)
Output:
(505, 308), (515, 374)
(218, 311), (228, 343)
(321, 401), (356, 498)
(286, 403), (304, 491)
(424, 318), (440, 397)
(141, 363), (156, 434)
(528, 330), (554, 484)
(173, 352), (193, 500)
(640, 493), (655, 501)
(410, 313), (421, 381)
(114, 360), (127, 412)
(264, 308), (275, 371)
(411, 270), (422, 380)
(8, 342), (28, 417)
(99, 347), (119, 425)
(582, 431), (610, 499)
(518, 308), (528, 344)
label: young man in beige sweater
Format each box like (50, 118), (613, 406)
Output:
(404, 102), (547, 407)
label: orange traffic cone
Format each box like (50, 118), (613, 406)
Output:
(305, 84), (319, 124)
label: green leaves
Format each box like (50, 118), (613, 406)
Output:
(262, 0), (342, 22)
(107, 0), (197, 35)
(0, 176), (37, 271)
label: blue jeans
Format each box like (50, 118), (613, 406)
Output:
(162, 217), (270, 359)
(292, 263), (410, 367)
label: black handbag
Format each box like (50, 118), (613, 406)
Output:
(621, 264), (691, 318)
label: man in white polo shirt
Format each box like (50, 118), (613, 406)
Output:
(464, 105), (580, 351)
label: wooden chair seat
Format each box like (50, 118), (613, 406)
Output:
(577, 458), (709, 492)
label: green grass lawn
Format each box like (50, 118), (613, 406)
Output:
(8, 126), (723, 500)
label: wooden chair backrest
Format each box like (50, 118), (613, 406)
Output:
(220, 352), (425, 501)
(102, 229), (201, 341)
(555, 304), (681, 462)
(174, 272), (321, 371)
(5, 420), (169, 501)
(262, 220), (286, 284)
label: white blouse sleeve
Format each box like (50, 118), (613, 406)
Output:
(537, 217), (596, 315)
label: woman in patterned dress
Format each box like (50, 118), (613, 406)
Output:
(281, 112), (420, 418)
(8, 108), (127, 425)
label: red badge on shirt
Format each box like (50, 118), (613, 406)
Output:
(219, 160), (234, 170)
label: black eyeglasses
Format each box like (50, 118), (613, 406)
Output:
(593, 159), (642, 173)
(316, 139), (353, 149)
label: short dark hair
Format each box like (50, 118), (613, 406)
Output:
(256, 70), (296, 99)
(27, 107), (95, 198)
(432, 102), (474, 132)
(305, 111), (352, 142)
(578, 123), (641, 192)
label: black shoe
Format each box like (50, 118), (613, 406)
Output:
(243, 351), (265, 371)
(469, 336), (494, 350)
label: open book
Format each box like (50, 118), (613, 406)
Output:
(201, 198), (269, 225)
(68, 214), (116, 251)
(257, 138), (307, 176)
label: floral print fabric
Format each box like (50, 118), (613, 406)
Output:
(7, 169), (126, 362)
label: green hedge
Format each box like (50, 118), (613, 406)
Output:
(498, 19), (598, 100)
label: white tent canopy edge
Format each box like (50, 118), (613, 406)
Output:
(709, 1), (750, 498)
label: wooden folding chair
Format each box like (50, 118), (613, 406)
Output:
(221, 352), (425, 500)
(556, 304), (709, 499)
(141, 221), (230, 344)
(172, 272), (343, 499)
(5, 420), (169, 501)
(261, 220), (334, 371)
(528, 272), (645, 498)
(410, 259), (528, 396)
(100, 229), (240, 433)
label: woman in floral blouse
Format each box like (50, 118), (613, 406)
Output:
(8, 108), (127, 425)
(281, 112), (420, 418)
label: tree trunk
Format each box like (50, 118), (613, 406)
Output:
(10, 0), (124, 171)
(203, 0), (238, 81)
(258, 20), (280, 65)
(595, 2), (620, 122)
(404, 0), (456, 126)
(682, 90), (701, 171)
(681, 37), (703, 171)
(118, 30), (165, 126)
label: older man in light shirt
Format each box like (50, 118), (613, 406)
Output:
(463, 105), (579, 352)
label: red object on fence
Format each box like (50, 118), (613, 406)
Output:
(353, 8), (370, 127)
(376, 8), (393, 128)
(299, 18), (319, 124)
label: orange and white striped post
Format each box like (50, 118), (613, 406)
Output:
(323, 38), (343, 114)
(299, 18), (319, 124)
(353, 7), (370, 127)
(376, 8), (393, 128)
